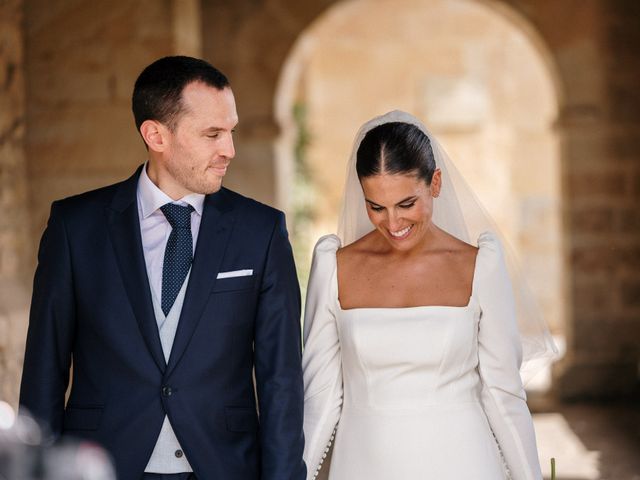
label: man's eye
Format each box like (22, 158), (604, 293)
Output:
(207, 133), (219, 138)
(399, 202), (416, 209)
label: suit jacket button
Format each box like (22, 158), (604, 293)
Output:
(162, 386), (173, 397)
(175, 449), (183, 458)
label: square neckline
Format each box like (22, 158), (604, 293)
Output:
(334, 246), (480, 312)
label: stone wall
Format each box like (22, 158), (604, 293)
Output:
(0, 0), (30, 407)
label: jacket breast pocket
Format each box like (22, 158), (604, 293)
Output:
(63, 405), (104, 431)
(225, 406), (259, 432)
(212, 275), (256, 293)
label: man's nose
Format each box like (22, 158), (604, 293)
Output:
(222, 133), (235, 159)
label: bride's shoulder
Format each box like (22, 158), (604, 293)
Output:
(313, 234), (342, 255)
(474, 231), (507, 280)
(476, 231), (505, 259)
(310, 235), (341, 273)
(336, 230), (378, 264)
(308, 235), (341, 288)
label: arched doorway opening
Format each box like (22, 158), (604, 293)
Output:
(275, 0), (565, 382)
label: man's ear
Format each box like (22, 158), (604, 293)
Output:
(430, 168), (442, 198)
(140, 120), (169, 153)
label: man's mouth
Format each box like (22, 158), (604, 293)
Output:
(209, 164), (228, 176)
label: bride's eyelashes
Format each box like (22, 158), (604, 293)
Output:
(399, 201), (416, 209)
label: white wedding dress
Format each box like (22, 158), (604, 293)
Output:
(302, 232), (542, 480)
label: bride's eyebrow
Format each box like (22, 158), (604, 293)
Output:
(365, 196), (417, 207)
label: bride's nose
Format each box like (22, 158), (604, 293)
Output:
(386, 210), (403, 231)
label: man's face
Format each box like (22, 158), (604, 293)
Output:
(163, 82), (238, 196)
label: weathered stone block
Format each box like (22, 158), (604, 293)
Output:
(568, 171), (627, 199)
(617, 206), (640, 234)
(632, 171), (640, 197)
(571, 244), (620, 275)
(570, 205), (615, 233)
(572, 317), (640, 355)
(553, 359), (638, 400)
(571, 277), (614, 316)
(620, 278), (640, 309)
(0, 280), (29, 408)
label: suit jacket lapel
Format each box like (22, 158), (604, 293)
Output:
(106, 166), (166, 373)
(166, 188), (236, 376)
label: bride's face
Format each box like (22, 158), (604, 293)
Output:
(360, 170), (441, 252)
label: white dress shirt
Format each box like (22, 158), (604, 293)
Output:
(137, 163), (204, 473)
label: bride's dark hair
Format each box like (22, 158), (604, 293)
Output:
(356, 122), (436, 185)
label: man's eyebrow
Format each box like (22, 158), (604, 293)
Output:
(202, 123), (238, 132)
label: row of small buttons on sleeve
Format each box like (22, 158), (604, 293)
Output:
(312, 426), (337, 479)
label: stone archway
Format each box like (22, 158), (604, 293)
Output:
(275, 0), (565, 350)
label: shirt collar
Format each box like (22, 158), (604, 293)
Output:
(137, 163), (205, 219)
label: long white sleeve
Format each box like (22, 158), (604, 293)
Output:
(302, 235), (343, 480)
(475, 232), (543, 480)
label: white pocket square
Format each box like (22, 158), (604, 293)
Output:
(217, 269), (253, 279)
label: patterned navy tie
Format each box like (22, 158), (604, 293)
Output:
(160, 203), (195, 316)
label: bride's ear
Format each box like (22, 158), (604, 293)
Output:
(430, 169), (442, 198)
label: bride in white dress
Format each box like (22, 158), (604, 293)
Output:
(302, 111), (553, 480)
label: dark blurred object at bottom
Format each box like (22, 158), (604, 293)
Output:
(0, 401), (116, 480)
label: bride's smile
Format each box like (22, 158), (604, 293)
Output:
(389, 224), (413, 238)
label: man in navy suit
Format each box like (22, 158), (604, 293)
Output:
(20, 56), (306, 480)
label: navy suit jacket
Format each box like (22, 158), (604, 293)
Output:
(20, 167), (306, 480)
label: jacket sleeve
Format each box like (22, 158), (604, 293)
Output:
(475, 232), (542, 480)
(19, 201), (75, 436)
(254, 211), (306, 480)
(301, 234), (343, 480)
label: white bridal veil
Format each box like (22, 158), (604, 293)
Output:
(337, 110), (558, 383)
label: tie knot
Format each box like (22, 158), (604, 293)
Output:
(160, 203), (194, 229)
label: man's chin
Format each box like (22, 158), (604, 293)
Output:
(200, 179), (223, 195)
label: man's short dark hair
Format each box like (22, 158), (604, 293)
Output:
(132, 55), (230, 132)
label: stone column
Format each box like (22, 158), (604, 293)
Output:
(0, 0), (30, 408)
(24, 0), (177, 257)
(549, 0), (640, 399)
(172, 0), (203, 57)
